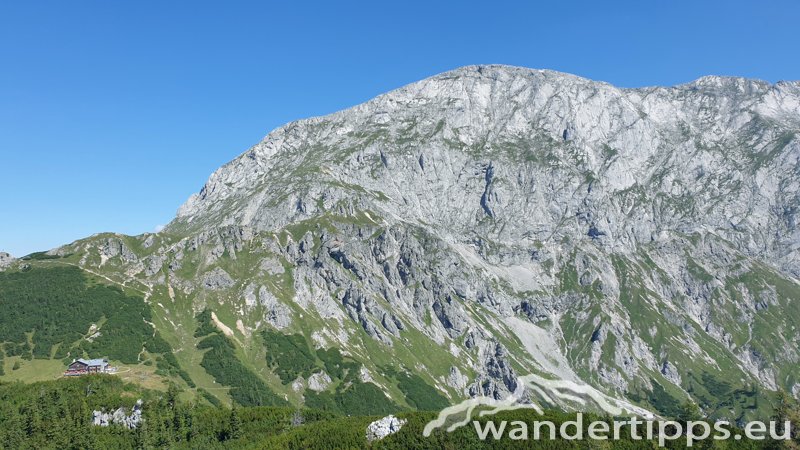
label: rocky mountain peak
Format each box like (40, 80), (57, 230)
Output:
(47, 67), (800, 413)
(171, 67), (799, 271)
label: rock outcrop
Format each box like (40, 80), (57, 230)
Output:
(0, 252), (14, 269)
(92, 400), (143, 429)
(366, 415), (407, 442)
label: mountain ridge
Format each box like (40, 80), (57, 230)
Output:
(2, 65), (799, 421)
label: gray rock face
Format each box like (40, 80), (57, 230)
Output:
(258, 285), (292, 329)
(92, 399), (143, 429)
(143, 254), (165, 276)
(101, 237), (138, 263)
(660, 361), (682, 386)
(174, 67), (800, 273)
(201, 267), (235, 290)
(366, 415), (407, 442)
(447, 366), (469, 390)
(307, 371), (332, 392)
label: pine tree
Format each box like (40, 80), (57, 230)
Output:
(172, 404), (188, 443)
(228, 405), (242, 441)
(166, 382), (179, 410)
(22, 400), (41, 437)
(677, 400), (702, 423)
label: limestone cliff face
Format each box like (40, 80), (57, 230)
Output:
(55, 66), (800, 413)
(175, 66), (800, 273)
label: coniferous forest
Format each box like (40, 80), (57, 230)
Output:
(0, 374), (798, 449)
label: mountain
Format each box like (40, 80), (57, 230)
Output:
(1, 65), (799, 420)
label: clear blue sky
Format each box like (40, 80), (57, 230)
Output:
(1, 0), (798, 256)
